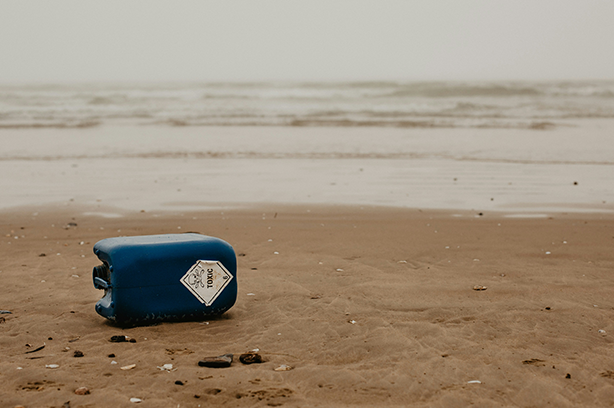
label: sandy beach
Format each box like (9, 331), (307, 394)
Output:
(1, 89), (614, 406)
(3, 1), (614, 404)
(1, 203), (614, 407)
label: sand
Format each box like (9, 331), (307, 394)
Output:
(1, 205), (614, 407)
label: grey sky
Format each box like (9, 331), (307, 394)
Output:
(2, 0), (613, 82)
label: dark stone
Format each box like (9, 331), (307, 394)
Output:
(108, 354), (115, 358)
(198, 354), (233, 368)
(109, 335), (128, 343)
(73, 350), (84, 358)
(175, 380), (184, 386)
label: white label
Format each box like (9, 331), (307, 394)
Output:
(180, 260), (233, 306)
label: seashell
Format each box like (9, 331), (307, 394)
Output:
(75, 386), (90, 395)
(274, 364), (293, 371)
(120, 364), (136, 370)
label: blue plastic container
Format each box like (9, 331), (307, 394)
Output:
(92, 233), (237, 325)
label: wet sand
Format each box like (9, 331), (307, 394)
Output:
(1, 205), (614, 407)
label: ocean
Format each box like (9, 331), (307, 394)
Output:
(1, 81), (613, 213)
(2, 81), (614, 130)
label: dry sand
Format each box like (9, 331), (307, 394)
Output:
(1, 205), (614, 407)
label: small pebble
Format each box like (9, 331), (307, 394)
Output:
(175, 380), (184, 385)
(467, 380), (481, 384)
(598, 329), (606, 335)
(121, 364), (136, 370)
(74, 350), (84, 358)
(473, 285), (487, 291)
(198, 354), (233, 368)
(130, 398), (142, 403)
(75, 386), (90, 395)
(46, 364), (60, 369)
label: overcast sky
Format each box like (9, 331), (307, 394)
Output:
(2, 0), (613, 83)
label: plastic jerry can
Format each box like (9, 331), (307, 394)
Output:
(92, 233), (237, 325)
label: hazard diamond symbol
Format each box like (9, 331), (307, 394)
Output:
(180, 260), (233, 306)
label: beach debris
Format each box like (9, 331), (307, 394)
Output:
(473, 285), (487, 291)
(598, 329), (607, 336)
(25, 343), (45, 354)
(349, 320), (357, 324)
(165, 348), (194, 355)
(130, 397), (142, 403)
(121, 364), (136, 370)
(0, 310), (12, 314)
(109, 335), (136, 343)
(111, 361), (118, 365)
(73, 350), (84, 358)
(566, 373), (571, 379)
(310, 294), (322, 299)
(74, 386), (90, 395)
(467, 380), (481, 384)
(274, 364), (293, 371)
(247, 293), (255, 296)
(198, 354), (233, 368)
(523, 358), (546, 366)
(600, 370), (614, 379)
(175, 380), (184, 385)
(68, 336), (80, 343)
(239, 353), (263, 365)
(46, 364), (60, 369)
(157, 363), (176, 372)
(108, 353), (115, 358)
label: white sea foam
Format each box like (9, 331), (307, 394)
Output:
(1, 81), (613, 129)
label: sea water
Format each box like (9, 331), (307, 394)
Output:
(0, 81), (613, 213)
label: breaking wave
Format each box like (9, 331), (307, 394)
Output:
(1, 81), (614, 129)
